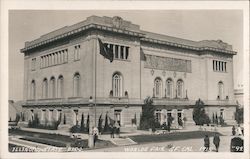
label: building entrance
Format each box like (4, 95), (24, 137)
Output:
(114, 109), (122, 125)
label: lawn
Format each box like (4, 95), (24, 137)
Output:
(9, 129), (114, 149)
(129, 131), (222, 144)
(19, 136), (71, 147)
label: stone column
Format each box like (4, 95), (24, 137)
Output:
(160, 109), (166, 125)
(123, 46), (126, 59)
(88, 106), (95, 135)
(184, 108), (195, 126)
(172, 109), (178, 128)
(118, 45), (120, 59)
(65, 50), (68, 62)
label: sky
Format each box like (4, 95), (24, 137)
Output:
(8, 10), (243, 101)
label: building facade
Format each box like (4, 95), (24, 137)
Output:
(20, 15), (237, 130)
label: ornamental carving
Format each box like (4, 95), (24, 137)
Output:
(144, 55), (192, 73)
(112, 16), (123, 28)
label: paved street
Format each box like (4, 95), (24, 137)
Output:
(9, 125), (244, 153)
(86, 126), (243, 152)
(87, 136), (233, 152)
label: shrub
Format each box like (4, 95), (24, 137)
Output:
(139, 97), (159, 130)
(103, 114), (110, 132)
(70, 125), (81, 133)
(70, 139), (88, 148)
(28, 113), (40, 128)
(193, 99), (209, 125)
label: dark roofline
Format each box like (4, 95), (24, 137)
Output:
(141, 37), (237, 55)
(20, 15), (237, 55)
(20, 23), (145, 53)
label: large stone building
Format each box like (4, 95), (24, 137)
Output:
(20, 15), (237, 130)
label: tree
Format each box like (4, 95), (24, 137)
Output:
(15, 113), (21, 122)
(21, 113), (25, 121)
(235, 107), (243, 124)
(134, 113), (137, 125)
(98, 114), (103, 133)
(193, 99), (209, 125)
(86, 114), (90, 133)
(212, 113), (215, 124)
(63, 113), (66, 124)
(139, 97), (157, 131)
(103, 113), (109, 132)
(80, 113), (85, 132)
(215, 113), (218, 125)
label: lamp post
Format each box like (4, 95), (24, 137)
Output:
(88, 96), (95, 148)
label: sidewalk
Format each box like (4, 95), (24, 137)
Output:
(19, 125), (234, 142)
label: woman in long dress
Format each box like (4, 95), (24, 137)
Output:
(237, 125), (242, 136)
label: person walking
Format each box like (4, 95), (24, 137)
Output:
(213, 133), (220, 152)
(237, 125), (242, 136)
(232, 126), (236, 136)
(204, 135), (210, 152)
(92, 127), (98, 147)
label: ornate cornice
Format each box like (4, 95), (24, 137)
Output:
(20, 23), (145, 53)
(20, 15), (237, 56)
(141, 37), (237, 55)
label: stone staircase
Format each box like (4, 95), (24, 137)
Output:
(120, 126), (137, 133)
(110, 138), (137, 146)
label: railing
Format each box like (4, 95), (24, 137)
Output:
(152, 98), (237, 106)
(24, 98), (237, 106)
(153, 98), (194, 105)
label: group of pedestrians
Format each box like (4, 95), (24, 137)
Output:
(110, 121), (121, 138)
(232, 125), (243, 136)
(204, 133), (220, 152)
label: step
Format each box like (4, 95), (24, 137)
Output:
(120, 126), (137, 133)
(110, 138), (137, 146)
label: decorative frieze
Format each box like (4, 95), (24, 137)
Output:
(144, 55), (192, 73)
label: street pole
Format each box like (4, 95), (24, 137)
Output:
(94, 36), (97, 128)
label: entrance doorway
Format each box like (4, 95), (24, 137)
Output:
(177, 110), (183, 126)
(114, 109), (122, 125)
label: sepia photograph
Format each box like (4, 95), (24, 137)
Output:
(1, 1), (249, 159)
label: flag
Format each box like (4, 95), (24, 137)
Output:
(98, 38), (114, 62)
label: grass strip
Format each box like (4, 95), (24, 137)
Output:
(130, 131), (222, 144)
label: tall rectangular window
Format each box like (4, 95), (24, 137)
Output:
(115, 45), (119, 59)
(213, 60), (227, 73)
(125, 47), (129, 60)
(74, 45), (80, 61)
(120, 46), (124, 59)
(31, 58), (36, 71)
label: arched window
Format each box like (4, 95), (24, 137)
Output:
(112, 72), (123, 97)
(166, 78), (173, 98)
(30, 80), (36, 99)
(218, 81), (224, 99)
(42, 78), (48, 98)
(154, 77), (162, 98)
(50, 77), (56, 98)
(177, 79), (184, 98)
(57, 75), (64, 98)
(73, 73), (81, 97)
